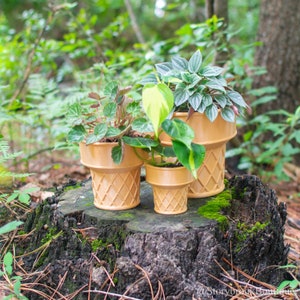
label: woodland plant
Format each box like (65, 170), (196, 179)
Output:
(141, 49), (249, 122)
(123, 83), (206, 178)
(66, 80), (152, 164)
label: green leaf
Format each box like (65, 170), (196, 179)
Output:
(86, 123), (108, 144)
(126, 101), (141, 116)
(290, 279), (300, 289)
(277, 280), (292, 292)
(174, 87), (190, 106)
(172, 141), (191, 169)
(3, 252), (13, 275)
(132, 118), (153, 132)
(103, 102), (117, 118)
(171, 55), (188, 71)
(220, 107), (235, 122)
(172, 141), (205, 178)
(111, 144), (123, 164)
(161, 119), (194, 147)
(201, 65), (224, 77)
(67, 102), (83, 123)
(142, 83), (174, 138)
(139, 73), (159, 85)
(106, 127), (122, 137)
(188, 50), (202, 73)
(7, 192), (18, 203)
(155, 62), (173, 75)
(215, 94), (227, 108)
(189, 93), (202, 110)
(228, 91), (247, 107)
(202, 94), (213, 106)
(104, 81), (118, 100)
(206, 80), (226, 93)
(190, 143), (206, 172)
(0, 221), (23, 235)
(18, 193), (30, 205)
(290, 130), (300, 143)
(123, 136), (159, 150)
(205, 105), (219, 122)
(14, 278), (22, 296)
(67, 125), (86, 143)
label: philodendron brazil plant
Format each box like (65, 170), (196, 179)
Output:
(141, 49), (249, 122)
(123, 83), (206, 178)
(66, 81), (152, 164)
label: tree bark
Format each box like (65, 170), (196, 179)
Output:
(205, 0), (229, 65)
(253, 0), (300, 116)
(205, 0), (228, 25)
(17, 175), (288, 299)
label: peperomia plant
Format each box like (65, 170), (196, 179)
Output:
(66, 81), (151, 164)
(123, 83), (206, 178)
(141, 49), (248, 122)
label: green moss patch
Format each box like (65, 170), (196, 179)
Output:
(198, 189), (232, 229)
(235, 221), (269, 243)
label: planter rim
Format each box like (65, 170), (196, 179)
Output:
(168, 111), (237, 145)
(145, 163), (193, 186)
(79, 141), (143, 170)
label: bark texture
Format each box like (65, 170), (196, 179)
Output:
(254, 0), (300, 116)
(18, 175), (288, 300)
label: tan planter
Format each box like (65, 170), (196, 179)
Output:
(79, 142), (143, 210)
(160, 112), (236, 198)
(145, 163), (193, 214)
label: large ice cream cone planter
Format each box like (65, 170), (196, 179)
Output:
(160, 112), (236, 198)
(79, 142), (143, 210)
(145, 163), (194, 214)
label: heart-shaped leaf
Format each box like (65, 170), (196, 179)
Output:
(142, 83), (174, 138)
(161, 119), (194, 147)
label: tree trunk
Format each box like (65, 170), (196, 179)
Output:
(205, 0), (228, 25)
(253, 0), (300, 116)
(17, 175), (288, 299)
(205, 0), (229, 65)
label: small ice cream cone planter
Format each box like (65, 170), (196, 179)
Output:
(79, 142), (143, 210)
(160, 112), (236, 198)
(145, 163), (194, 214)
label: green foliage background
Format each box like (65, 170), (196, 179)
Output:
(2, 0), (298, 182)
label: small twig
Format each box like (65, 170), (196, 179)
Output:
(124, 0), (145, 44)
(10, 7), (56, 104)
(49, 270), (68, 300)
(134, 264), (155, 299)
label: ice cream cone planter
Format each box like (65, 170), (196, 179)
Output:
(145, 163), (194, 214)
(160, 112), (236, 198)
(79, 142), (143, 210)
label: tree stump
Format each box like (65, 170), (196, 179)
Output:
(20, 175), (288, 299)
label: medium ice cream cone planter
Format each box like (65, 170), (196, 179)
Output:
(160, 112), (236, 198)
(79, 142), (143, 210)
(145, 163), (194, 214)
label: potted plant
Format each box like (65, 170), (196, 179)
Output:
(67, 80), (151, 210)
(141, 49), (249, 198)
(123, 83), (206, 214)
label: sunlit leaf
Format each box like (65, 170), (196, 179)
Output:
(142, 83), (174, 138)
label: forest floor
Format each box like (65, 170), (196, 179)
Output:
(24, 152), (300, 265)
